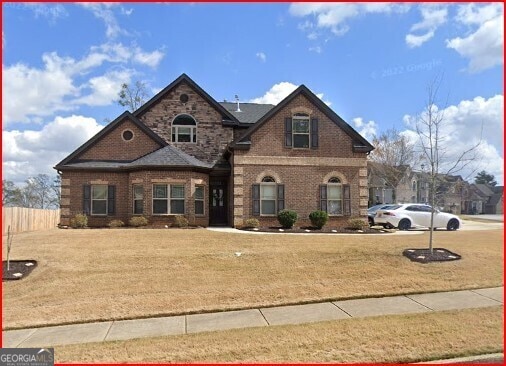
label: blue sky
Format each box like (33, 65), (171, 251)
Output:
(3, 3), (504, 185)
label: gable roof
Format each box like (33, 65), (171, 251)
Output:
(134, 73), (239, 123)
(128, 145), (213, 169)
(475, 183), (495, 196)
(54, 111), (167, 169)
(231, 84), (374, 152)
(219, 102), (274, 124)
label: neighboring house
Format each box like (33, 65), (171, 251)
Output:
(463, 184), (504, 215)
(55, 74), (374, 227)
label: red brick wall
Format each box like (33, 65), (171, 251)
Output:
(137, 81), (234, 164)
(246, 93), (365, 159)
(60, 170), (209, 227)
(232, 93), (369, 228)
(78, 119), (161, 161)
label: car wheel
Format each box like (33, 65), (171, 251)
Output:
(368, 217), (374, 227)
(446, 218), (459, 231)
(398, 219), (411, 231)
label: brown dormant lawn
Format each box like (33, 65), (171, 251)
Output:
(2, 227), (503, 329)
(55, 307), (503, 363)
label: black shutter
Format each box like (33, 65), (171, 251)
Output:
(83, 185), (91, 215)
(320, 184), (327, 212)
(108, 185), (116, 215)
(277, 184), (285, 212)
(343, 184), (351, 216)
(311, 118), (319, 148)
(252, 184), (260, 216)
(285, 117), (292, 147)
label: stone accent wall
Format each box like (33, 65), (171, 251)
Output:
(137, 81), (234, 164)
(78, 119), (161, 161)
(60, 170), (209, 227)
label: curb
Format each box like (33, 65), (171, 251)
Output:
(418, 352), (503, 363)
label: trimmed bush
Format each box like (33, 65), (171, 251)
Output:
(173, 215), (189, 228)
(277, 209), (298, 229)
(108, 219), (125, 228)
(129, 216), (148, 227)
(70, 214), (88, 228)
(244, 218), (260, 228)
(347, 218), (368, 230)
(309, 210), (329, 229)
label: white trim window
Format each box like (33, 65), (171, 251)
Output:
(91, 185), (108, 215)
(153, 184), (185, 215)
(292, 114), (310, 148)
(260, 176), (277, 215)
(195, 185), (205, 215)
(133, 185), (144, 214)
(327, 177), (343, 215)
(172, 114), (197, 143)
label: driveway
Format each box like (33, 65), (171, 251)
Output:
(460, 220), (503, 231)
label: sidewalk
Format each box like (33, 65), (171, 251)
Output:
(3, 286), (502, 348)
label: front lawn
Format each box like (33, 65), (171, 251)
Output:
(2, 227), (503, 329)
(55, 307), (504, 363)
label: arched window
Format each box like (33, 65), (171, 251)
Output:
(172, 114), (196, 143)
(252, 176), (285, 216)
(327, 177), (342, 215)
(412, 180), (417, 191)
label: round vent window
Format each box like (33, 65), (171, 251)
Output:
(122, 130), (134, 141)
(180, 93), (189, 103)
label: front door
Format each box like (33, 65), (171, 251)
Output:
(209, 179), (228, 226)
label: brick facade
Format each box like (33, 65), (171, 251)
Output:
(57, 74), (372, 229)
(78, 118), (161, 161)
(137, 81), (234, 164)
(60, 170), (209, 227)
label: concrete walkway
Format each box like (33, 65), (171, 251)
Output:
(3, 286), (503, 348)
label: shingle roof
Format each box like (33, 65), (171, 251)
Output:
(129, 145), (213, 169)
(475, 184), (494, 196)
(59, 145), (213, 171)
(219, 102), (274, 124)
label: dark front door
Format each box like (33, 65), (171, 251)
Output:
(209, 179), (228, 226)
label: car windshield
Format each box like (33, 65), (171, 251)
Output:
(380, 205), (402, 211)
(368, 204), (400, 213)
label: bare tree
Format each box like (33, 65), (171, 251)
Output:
(2, 175), (60, 209)
(414, 76), (481, 253)
(117, 81), (150, 112)
(368, 128), (421, 202)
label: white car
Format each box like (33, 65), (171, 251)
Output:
(374, 204), (461, 231)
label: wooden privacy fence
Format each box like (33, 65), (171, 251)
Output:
(2, 207), (60, 234)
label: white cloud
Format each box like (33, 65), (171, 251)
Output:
(352, 117), (377, 141)
(446, 14), (504, 73)
(455, 3), (503, 25)
(24, 4), (69, 22)
(402, 94), (504, 184)
(406, 6), (448, 48)
(249, 82), (331, 106)
(80, 3), (125, 39)
(2, 115), (104, 184)
(289, 3), (409, 39)
(133, 48), (165, 68)
(2, 42), (165, 125)
(256, 52), (267, 62)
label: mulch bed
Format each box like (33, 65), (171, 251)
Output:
(403, 248), (462, 263)
(240, 226), (389, 234)
(2, 260), (38, 281)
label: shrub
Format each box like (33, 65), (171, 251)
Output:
(108, 219), (125, 228)
(244, 218), (260, 228)
(277, 209), (298, 229)
(309, 210), (329, 229)
(129, 216), (148, 227)
(347, 218), (368, 230)
(173, 215), (189, 228)
(70, 214), (88, 228)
